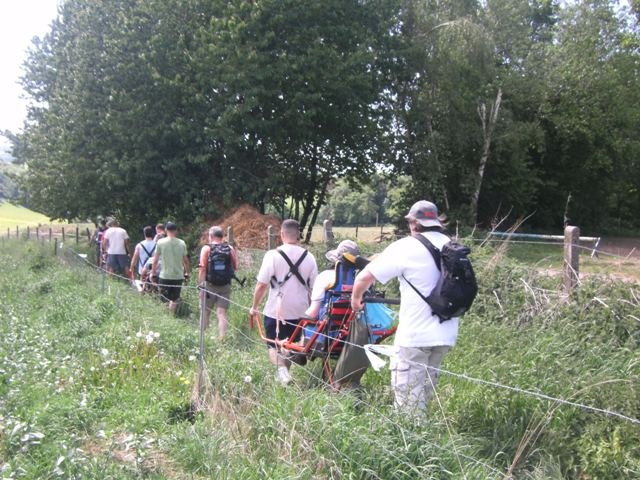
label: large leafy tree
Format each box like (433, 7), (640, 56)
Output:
(197, 0), (396, 240)
(537, 0), (640, 230)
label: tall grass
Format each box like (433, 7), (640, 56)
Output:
(0, 239), (638, 479)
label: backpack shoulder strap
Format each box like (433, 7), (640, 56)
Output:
(400, 234), (446, 304)
(412, 234), (442, 271)
(140, 242), (155, 258)
(274, 249), (309, 287)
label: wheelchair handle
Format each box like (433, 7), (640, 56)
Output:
(363, 297), (400, 305)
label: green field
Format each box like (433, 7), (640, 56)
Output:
(0, 201), (53, 229)
(0, 239), (638, 479)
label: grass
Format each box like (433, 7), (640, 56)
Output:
(0, 202), (54, 229)
(0, 238), (638, 479)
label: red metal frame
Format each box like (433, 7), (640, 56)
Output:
(250, 299), (397, 388)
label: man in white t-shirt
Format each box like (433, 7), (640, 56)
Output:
(250, 219), (318, 385)
(351, 200), (457, 414)
(102, 219), (132, 277)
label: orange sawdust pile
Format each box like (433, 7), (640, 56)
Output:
(200, 204), (282, 249)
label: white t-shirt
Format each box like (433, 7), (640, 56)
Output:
(256, 244), (318, 319)
(310, 269), (336, 303)
(104, 227), (129, 255)
(365, 231), (458, 348)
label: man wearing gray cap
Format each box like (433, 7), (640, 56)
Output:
(351, 200), (457, 415)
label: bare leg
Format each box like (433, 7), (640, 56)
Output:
(216, 307), (228, 338)
(268, 348), (291, 368)
(169, 301), (177, 313)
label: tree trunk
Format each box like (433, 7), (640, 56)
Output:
(471, 87), (502, 226)
(304, 178), (330, 243)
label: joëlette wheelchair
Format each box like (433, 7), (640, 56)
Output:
(253, 251), (399, 389)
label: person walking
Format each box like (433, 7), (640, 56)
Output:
(250, 219), (318, 385)
(130, 226), (156, 288)
(198, 225), (238, 338)
(102, 219), (132, 277)
(151, 221), (190, 314)
(351, 200), (457, 415)
(92, 218), (107, 268)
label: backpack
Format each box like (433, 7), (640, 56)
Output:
(206, 243), (234, 286)
(404, 234), (478, 322)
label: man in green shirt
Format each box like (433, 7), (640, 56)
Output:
(151, 221), (190, 313)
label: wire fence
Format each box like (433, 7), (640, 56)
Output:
(1, 230), (638, 477)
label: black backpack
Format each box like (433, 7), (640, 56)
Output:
(206, 243), (234, 286)
(404, 234), (478, 322)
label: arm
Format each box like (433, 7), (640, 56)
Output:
(250, 281), (269, 316)
(130, 245), (140, 274)
(183, 255), (190, 279)
(305, 300), (322, 319)
(102, 231), (109, 254)
(198, 245), (210, 285)
(125, 238), (132, 256)
(351, 269), (377, 312)
(151, 249), (160, 278)
(231, 246), (238, 270)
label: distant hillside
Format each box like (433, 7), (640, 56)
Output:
(0, 201), (51, 228)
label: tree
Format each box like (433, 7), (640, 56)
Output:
(198, 0), (397, 240)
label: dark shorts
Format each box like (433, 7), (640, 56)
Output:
(159, 278), (183, 302)
(107, 254), (130, 272)
(264, 315), (301, 349)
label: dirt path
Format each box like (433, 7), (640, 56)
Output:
(596, 236), (640, 259)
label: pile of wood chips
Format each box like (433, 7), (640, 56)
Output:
(199, 204), (282, 250)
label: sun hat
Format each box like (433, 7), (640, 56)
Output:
(326, 239), (360, 263)
(405, 200), (443, 228)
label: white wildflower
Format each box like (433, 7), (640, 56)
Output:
(244, 375), (252, 383)
(188, 355), (196, 362)
(100, 348), (109, 357)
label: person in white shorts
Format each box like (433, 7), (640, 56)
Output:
(351, 200), (458, 415)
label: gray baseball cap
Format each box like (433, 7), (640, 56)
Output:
(326, 239), (360, 263)
(405, 200), (443, 228)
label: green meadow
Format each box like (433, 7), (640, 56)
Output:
(0, 202), (53, 230)
(0, 239), (638, 479)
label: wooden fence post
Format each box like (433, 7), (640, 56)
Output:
(36, 227), (39, 240)
(49, 228), (52, 241)
(355, 225), (359, 239)
(227, 226), (235, 247)
(563, 225), (580, 296)
(267, 225), (276, 250)
(16, 226), (19, 238)
(323, 219), (335, 246)
(7, 227), (9, 239)
(62, 227), (65, 242)
(75, 227), (79, 244)
(86, 228), (91, 243)
(54, 238), (58, 256)
(27, 226), (30, 240)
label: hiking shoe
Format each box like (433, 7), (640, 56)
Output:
(276, 367), (292, 385)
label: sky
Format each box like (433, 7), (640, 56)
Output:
(0, 0), (60, 143)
